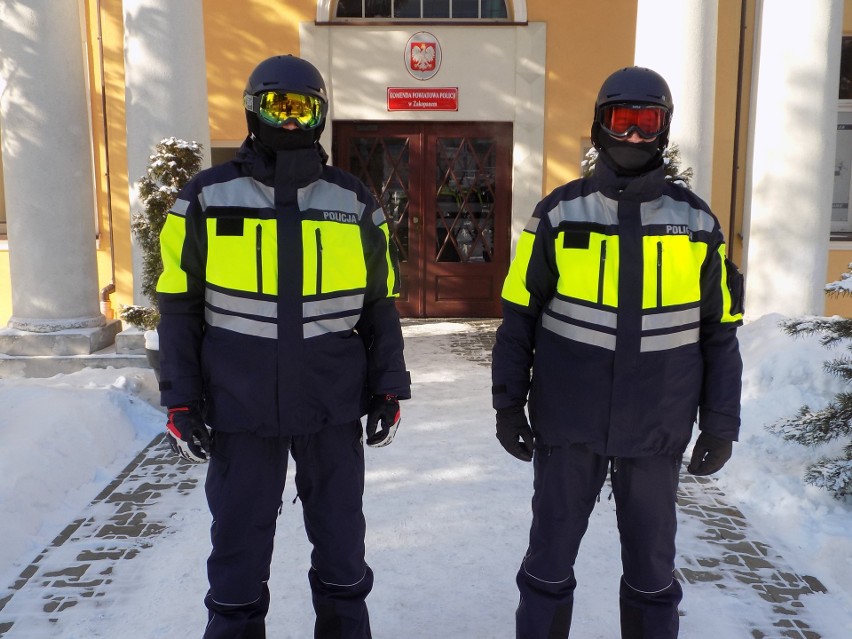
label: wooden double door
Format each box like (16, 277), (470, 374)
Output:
(332, 122), (512, 317)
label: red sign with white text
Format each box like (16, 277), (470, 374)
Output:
(387, 87), (458, 111)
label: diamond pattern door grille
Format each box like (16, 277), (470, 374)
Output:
(435, 136), (496, 264)
(348, 136), (411, 263)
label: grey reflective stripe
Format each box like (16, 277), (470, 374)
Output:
(548, 297), (617, 329)
(640, 327), (700, 352)
(299, 179), (367, 221)
(524, 217), (540, 233)
(205, 308), (277, 339)
(641, 195), (716, 233)
(206, 289), (277, 318)
(372, 207), (387, 227)
(642, 307), (699, 331)
(548, 195), (618, 227)
(303, 293), (365, 319)
(304, 314), (359, 339)
(171, 198), (190, 216)
(199, 177), (274, 211)
(542, 313), (616, 350)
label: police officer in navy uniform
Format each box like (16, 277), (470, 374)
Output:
(491, 67), (744, 638)
(157, 55), (410, 639)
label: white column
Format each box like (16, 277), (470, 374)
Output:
(634, 0), (718, 203)
(123, 0), (211, 304)
(0, 0), (104, 332)
(742, 0), (842, 318)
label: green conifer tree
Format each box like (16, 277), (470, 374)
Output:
(769, 276), (852, 499)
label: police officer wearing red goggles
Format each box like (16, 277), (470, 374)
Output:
(493, 67), (744, 639)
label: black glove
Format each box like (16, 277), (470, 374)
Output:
(165, 403), (211, 463)
(687, 432), (733, 476)
(496, 406), (534, 462)
(366, 394), (400, 447)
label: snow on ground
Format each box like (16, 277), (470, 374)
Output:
(0, 314), (850, 638)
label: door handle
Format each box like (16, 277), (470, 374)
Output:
(412, 216), (420, 224)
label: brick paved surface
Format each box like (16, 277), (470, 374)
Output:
(0, 319), (840, 638)
(0, 435), (205, 638)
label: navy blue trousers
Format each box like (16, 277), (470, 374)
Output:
(202, 421), (373, 639)
(516, 443), (683, 639)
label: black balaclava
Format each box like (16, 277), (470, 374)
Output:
(246, 111), (323, 153)
(597, 135), (663, 175)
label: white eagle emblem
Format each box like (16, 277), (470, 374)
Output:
(410, 43), (436, 71)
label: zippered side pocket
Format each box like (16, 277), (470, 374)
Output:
(656, 241), (663, 308)
(597, 239), (607, 305)
(256, 224), (263, 294)
(315, 228), (323, 294)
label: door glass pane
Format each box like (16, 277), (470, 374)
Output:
(435, 136), (496, 263)
(453, 0), (478, 18)
(348, 136), (411, 262)
(424, 0), (449, 17)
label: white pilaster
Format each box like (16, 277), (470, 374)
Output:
(634, 0), (718, 204)
(123, 0), (211, 304)
(0, 0), (104, 333)
(742, 0), (842, 318)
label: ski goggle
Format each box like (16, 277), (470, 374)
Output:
(598, 104), (670, 139)
(244, 91), (325, 130)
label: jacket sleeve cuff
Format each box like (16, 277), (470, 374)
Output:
(492, 383), (528, 410)
(159, 374), (203, 408)
(698, 408), (740, 442)
(371, 370), (412, 399)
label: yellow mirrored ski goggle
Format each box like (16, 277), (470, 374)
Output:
(244, 91), (325, 130)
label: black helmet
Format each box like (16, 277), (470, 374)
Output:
(592, 66), (673, 150)
(244, 54), (328, 104)
(243, 55), (329, 147)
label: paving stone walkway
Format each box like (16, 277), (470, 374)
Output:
(0, 319), (838, 638)
(0, 434), (205, 638)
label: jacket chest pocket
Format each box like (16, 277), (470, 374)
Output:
(555, 230), (619, 306)
(642, 235), (706, 308)
(206, 217), (278, 294)
(302, 221), (367, 295)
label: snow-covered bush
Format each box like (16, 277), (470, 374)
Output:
(120, 138), (203, 330)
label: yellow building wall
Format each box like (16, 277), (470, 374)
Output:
(0, 255), (9, 325)
(203, 0), (314, 143)
(86, 0), (132, 321)
(528, 0), (638, 193)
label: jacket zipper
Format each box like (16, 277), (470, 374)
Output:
(656, 241), (663, 308)
(597, 239), (607, 305)
(315, 228), (323, 294)
(256, 224), (263, 294)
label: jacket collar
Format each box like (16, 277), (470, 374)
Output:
(590, 153), (666, 201)
(236, 135), (327, 187)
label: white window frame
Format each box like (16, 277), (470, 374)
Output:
(832, 104), (852, 235)
(316, 0), (525, 22)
